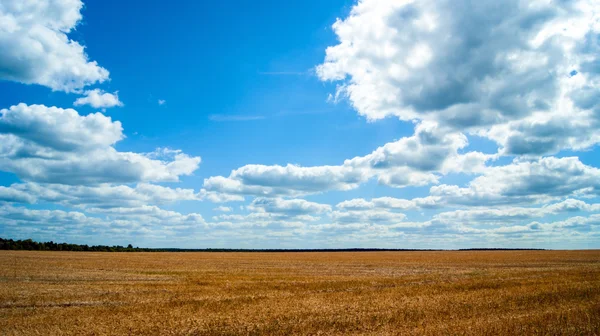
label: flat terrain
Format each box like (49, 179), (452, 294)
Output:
(0, 251), (599, 335)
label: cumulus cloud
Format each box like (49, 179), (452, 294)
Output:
(534, 215), (600, 231)
(213, 206), (232, 212)
(431, 212), (600, 242)
(203, 121), (491, 200)
(200, 190), (245, 203)
(0, 0), (109, 91)
(0, 204), (209, 242)
(434, 199), (600, 225)
(430, 157), (600, 206)
(248, 198), (331, 217)
(0, 104), (201, 184)
(317, 0), (600, 155)
(337, 196), (440, 210)
(346, 121), (493, 179)
(87, 205), (206, 226)
(74, 89), (123, 109)
(310, 220), (428, 239)
(0, 148), (200, 185)
(318, 197), (600, 243)
(0, 103), (123, 151)
(0, 186), (35, 203)
(0, 204), (104, 229)
(5, 182), (200, 209)
(206, 200), (326, 230)
(331, 209), (407, 225)
(205, 198), (334, 229)
(211, 212), (311, 228)
(203, 164), (367, 199)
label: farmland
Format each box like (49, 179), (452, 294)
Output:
(1, 250), (599, 335)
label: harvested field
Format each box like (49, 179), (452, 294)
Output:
(1, 250), (599, 335)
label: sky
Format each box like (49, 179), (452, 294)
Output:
(0, 0), (599, 249)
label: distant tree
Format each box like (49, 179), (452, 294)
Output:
(0, 237), (545, 252)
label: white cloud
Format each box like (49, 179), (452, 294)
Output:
(200, 190), (245, 203)
(0, 148), (200, 185)
(0, 103), (123, 151)
(0, 186), (35, 203)
(7, 182), (200, 209)
(318, 194), (600, 242)
(206, 198), (333, 229)
(203, 164), (367, 198)
(335, 198), (375, 210)
(158, 99), (166, 105)
(432, 212), (600, 241)
(310, 220), (428, 238)
(86, 205), (206, 227)
(331, 209), (407, 225)
(317, 0), (600, 155)
(248, 197), (331, 217)
(430, 157), (600, 206)
(203, 121), (491, 200)
(74, 89), (123, 109)
(213, 206), (232, 212)
(535, 215), (600, 230)
(544, 198), (600, 213)
(211, 212), (312, 228)
(0, 204), (208, 241)
(434, 199), (600, 225)
(0, 104), (201, 184)
(0, 204), (105, 229)
(337, 196), (441, 210)
(0, 0), (109, 91)
(345, 121), (493, 179)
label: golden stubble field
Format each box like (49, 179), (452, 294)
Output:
(0, 251), (599, 335)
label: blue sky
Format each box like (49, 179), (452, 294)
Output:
(0, 0), (599, 249)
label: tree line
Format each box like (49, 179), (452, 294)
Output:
(0, 238), (145, 252)
(0, 238), (545, 252)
